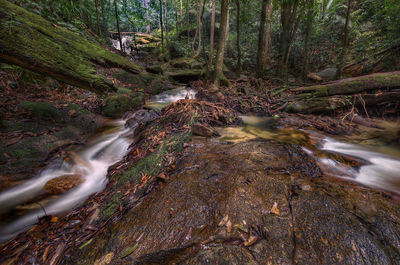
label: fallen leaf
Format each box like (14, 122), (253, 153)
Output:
(42, 245), (51, 263)
(218, 215), (229, 226)
(270, 202), (280, 215)
(157, 172), (167, 180)
(79, 238), (93, 249)
(50, 216), (58, 222)
(244, 235), (259, 247)
(226, 220), (232, 233)
(120, 243), (139, 258)
(68, 109), (76, 116)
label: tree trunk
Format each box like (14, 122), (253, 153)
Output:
(337, 0), (351, 79)
(145, 0), (151, 33)
(256, 0), (268, 77)
(0, 0), (142, 93)
(208, 0), (216, 70)
(262, 0), (273, 71)
(159, 0), (164, 49)
(235, 0), (241, 70)
(181, 0), (183, 27)
(194, 0), (206, 58)
(213, 0), (230, 86)
(187, 0), (190, 44)
(114, 0), (123, 53)
(165, 0), (169, 45)
(292, 71), (400, 97)
(284, 71), (400, 114)
(278, 0), (305, 80)
(302, 0), (314, 81)
(192, 0), (200, 53)
(95, 0), (101, 35)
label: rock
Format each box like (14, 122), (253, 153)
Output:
(167, 69), (202, 82)
(125, 109), (160, 131)
(315, 67), (337, 81)
(19, 101), (63, 121)
(43, 175), (83, 195)
(192, 123), (216, 137)
(190, 62), (203, 70)
(102, 93), (143, 118)
(307, 73), (323, 81)
(146, 65), (163, 75)
(170, 58), (195, 69)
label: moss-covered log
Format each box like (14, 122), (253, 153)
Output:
(285, 91), (400, 114)
(0, 0), (142, 93)
(291, 71), (400, 98)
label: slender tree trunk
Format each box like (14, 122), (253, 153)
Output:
(187, 0), (190, 44)
(175, 1), (178, 31)
(145, 0), (151, 33)
(192, 0), (200, 53)
(337, 0), (351, 79)
(302, 0), (315, 81)
(208, 0), (216, 70)
(114, 0), (123, 52)
(262, 0), (273, 71)
(213, 0), (230, 85)
(181, 0), (183, 28)
(194, 0), (206, 58)
(235, 0), (241, 70)
(256, 0), (268, 77)
(160, 0), (164, 49)
(95, 0), (101, 35)
(165, 0), (169, 45)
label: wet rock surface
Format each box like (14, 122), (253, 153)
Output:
(43, 174), (83, 195)
(67, 136), (400, 265)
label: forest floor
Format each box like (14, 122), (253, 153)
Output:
(1, 43), (400, 264)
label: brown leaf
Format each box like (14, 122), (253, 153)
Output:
(244, 235), (259, 247)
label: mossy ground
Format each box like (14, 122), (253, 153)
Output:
(100, 132), (190, 220)
(0, 0), (142, 93)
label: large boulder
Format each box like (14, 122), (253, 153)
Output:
(102, 93), (143, 118)
(315, 67), (338, 81)
(167, 69), (203, 82)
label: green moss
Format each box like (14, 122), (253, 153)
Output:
(19, 101), (63, 121)
(102, 93), (143, 118)
(100, 132), (190, 220)
(0, 0), (142, 93)
(67, 103), (91, 114)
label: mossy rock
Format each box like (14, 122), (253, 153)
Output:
(19, 101), (63, 121)
(146, 65), (164, 74)
(112, 70), (160, 90)
(170, 58), (197, 69)
(167, 69), (203, 82)
(102, 93), (143, 118)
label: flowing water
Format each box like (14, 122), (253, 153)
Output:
(145, 87), (197, 109)
(0, 87), (195, 243)
(0, 120), (131, 243)
(218, 116), (400, 196)
(111, 36), (132, 54)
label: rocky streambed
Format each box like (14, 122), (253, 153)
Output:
(1, 87), (400, 264)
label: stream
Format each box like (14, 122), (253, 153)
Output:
(0, 87), (398, 244)
(0, 87), (195, 243)
(218, 115), (400, 195)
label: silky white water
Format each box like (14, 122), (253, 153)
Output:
(0, 120), (131, 243)
(321, 138), (400, 194)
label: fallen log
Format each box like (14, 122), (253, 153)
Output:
(291, 71), (400, 98)
(0, 0), (142, 93)
(285, 91), (400, 114)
